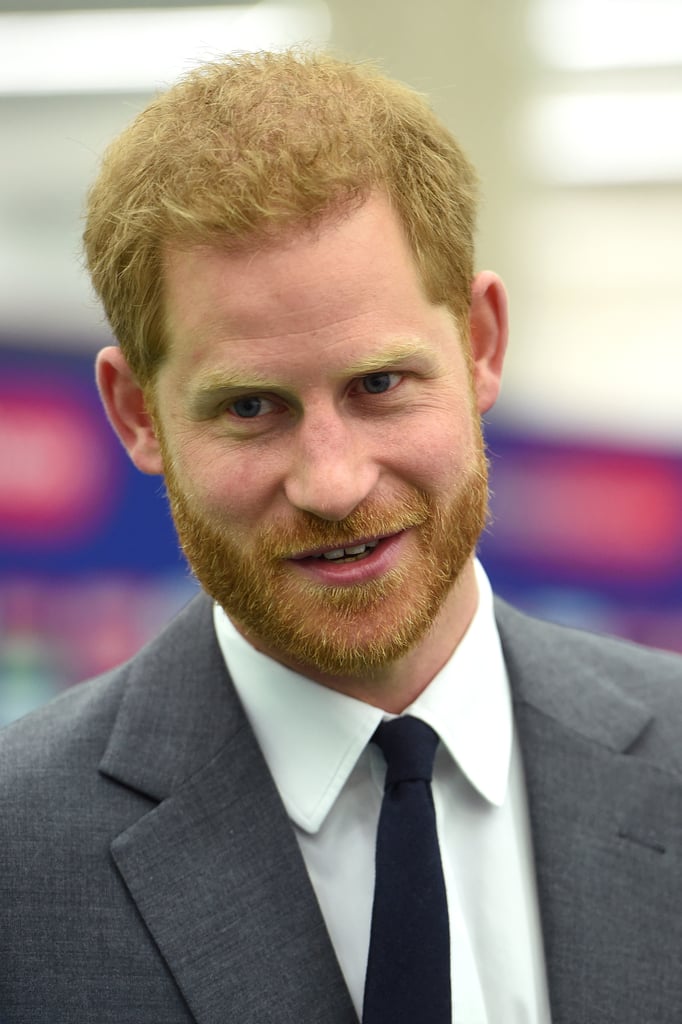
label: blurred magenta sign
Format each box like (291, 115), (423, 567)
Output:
(0, 376), (117, 543)
(487, 443), (682, 582)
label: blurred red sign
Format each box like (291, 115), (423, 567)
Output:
(0, 381), (116, 543)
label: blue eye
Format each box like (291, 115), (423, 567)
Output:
(229, 395), (269, 418)
(361, 372), (399, 394)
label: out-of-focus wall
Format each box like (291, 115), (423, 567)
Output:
(328, 0), (528, 288)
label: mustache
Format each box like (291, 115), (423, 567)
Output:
(249, 492), (433, 560)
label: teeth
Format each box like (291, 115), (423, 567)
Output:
(321, 541), (379, 561)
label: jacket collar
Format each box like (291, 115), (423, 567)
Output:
(494, 597), (654, 753)
(495, 597), (682, 1023)
(100, 592), (236, 800)
(100, 593), (357, 1024)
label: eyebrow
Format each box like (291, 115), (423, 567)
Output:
(187, 341), (437, 417)
(342, 341), (437, 376)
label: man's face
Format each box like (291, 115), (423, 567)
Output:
(151, 195), (491, 680)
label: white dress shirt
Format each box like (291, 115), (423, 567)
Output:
(214, 560), (552, 1023)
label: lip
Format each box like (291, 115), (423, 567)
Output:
(289, 533), (392, 561)
(285, 530), (411, 586)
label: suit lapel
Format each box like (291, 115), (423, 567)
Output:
(100, 594), (356, 1024)
(496, 599), (682, 1024)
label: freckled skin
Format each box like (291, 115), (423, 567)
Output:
(97, 194), (508, 711)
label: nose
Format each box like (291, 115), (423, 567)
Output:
(283, 408), (380, 521)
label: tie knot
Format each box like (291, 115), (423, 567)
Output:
(372, 716), (439, 786)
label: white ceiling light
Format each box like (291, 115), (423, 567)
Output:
(529, 0), (682, 70)
(0, 2), (331, 95)
(524, 91), (682, 184)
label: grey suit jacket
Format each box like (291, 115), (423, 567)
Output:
(0, 593), (680, 1023)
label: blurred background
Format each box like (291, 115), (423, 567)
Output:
(1, 0), (681, 724)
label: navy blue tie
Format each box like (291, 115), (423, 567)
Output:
(362, 716), (451, 1023)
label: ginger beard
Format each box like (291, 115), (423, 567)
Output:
(159, 425), (490, 678)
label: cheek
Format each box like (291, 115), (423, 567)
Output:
(392, 412), (479, 493)
(178, 447), (281, 526)
(405, 444), (465, 493)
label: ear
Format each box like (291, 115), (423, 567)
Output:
(468, 271), (508, 414)
(95, 346), (164, 475)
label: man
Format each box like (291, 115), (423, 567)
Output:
(0, 51), (680, 1024)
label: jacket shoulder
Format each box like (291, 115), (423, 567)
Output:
(495, 596), (682, 772)
(0, 666), (126, 775)
(0, 590), (212, 780)
(496, 596), (682, 688)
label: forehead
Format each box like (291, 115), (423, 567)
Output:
(159, 193), (457, 385)
(164, 196), (424, 319)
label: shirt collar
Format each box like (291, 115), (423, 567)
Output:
(213, 559), (512, 833)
